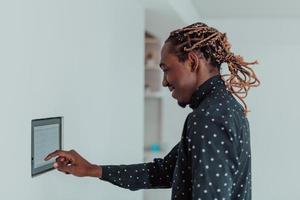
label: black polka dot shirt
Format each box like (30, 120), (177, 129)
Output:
(99, 75), (252, 200)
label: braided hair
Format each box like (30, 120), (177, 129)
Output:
(165, 22), (260, 114)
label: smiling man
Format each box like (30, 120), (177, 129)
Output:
(159, 40), (220, 108)
(45, 22), (260, 200)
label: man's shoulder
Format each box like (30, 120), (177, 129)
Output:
(187, 97), (245, 127)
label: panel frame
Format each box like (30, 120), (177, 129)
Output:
(31, 117), (63, 177)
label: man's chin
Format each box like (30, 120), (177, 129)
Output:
(177, 101), (187, 108)
(172, 92), (188, 108)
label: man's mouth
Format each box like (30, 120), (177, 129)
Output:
(168, 86), (175, 92)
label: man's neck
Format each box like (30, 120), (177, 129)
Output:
(196, 71), (220, 89)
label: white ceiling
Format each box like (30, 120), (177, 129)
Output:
(142, 0), (198, 41)
(143, 0), (184, 42)
(142, 0), (300, 42)
(191, 0), (300, 18)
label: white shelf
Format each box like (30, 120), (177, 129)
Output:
(145, 37), (159, 44)
(145, 65), (160, 70)
(143, 150), (168, 162)
(144, 32), (164, 165)
(144, 90), (163, 98)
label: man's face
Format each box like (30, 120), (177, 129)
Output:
(160, 42), (198, 107)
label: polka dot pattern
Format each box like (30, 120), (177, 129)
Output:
(99, 75), (252, 200)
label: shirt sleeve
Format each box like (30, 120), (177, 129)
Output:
(99, 143), (179, 191)
(187, 115), (239, 199)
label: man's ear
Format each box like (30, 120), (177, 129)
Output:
(188, 52), (200, 72)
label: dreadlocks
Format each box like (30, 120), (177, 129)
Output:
(165, 22), (260, 114)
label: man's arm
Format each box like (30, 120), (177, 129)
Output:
(187, 117), (238, 199)
(99, 143), (179, 191)
(45, 143), (179, 191)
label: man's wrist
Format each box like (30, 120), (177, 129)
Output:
(88, 164), (102, 178)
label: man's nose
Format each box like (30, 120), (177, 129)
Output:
(162, 75), (169, 87)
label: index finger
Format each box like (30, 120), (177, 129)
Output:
(44, 150), (71, 161)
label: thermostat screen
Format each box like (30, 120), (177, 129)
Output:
(33, 124), (60, 168)
(31, 117), (62, 177)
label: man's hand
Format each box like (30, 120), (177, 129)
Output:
(44, 149), (102, 177)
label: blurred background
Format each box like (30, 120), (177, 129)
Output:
(0, 0), (299, 199)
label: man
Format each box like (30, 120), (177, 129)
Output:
(45, 22), (260, 199)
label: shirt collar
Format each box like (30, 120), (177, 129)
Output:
(189, 75), (225, 110)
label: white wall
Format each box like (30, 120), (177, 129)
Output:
(160, 18), (300, 199)
(0, 0), (144, 200)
